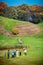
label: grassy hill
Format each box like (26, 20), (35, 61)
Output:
(0, 16), (43, 48)
(0, 16), (43, 65)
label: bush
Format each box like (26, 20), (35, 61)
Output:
(12, 27), (19, 35)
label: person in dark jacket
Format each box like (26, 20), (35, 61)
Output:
(7, 50), (10, 59)
(14, 50), (16, 57)
(19, 51), (21, 56)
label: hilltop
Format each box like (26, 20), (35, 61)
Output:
(29, 5), (43, 11)
(0, 2), (43, 12)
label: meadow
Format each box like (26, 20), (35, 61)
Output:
(0, 16), (43, 65)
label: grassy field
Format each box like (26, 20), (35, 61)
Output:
(0, 16), (30, 31)
(0, 16), (43, 65)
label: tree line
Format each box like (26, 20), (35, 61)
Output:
(0, 2), (43, 24)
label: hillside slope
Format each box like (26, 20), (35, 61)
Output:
(0, 16), (41, 36)
(0, 16), (43, 48)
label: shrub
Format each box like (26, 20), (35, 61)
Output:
(12, 27), (19, 35)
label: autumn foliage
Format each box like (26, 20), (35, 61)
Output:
(0, 2), (8, 15)
(0, 2), (43, 23)
(12, 27), (19, 35)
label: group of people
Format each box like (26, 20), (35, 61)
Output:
(5, 38), (27, 59)
(6, 48), (27, 59)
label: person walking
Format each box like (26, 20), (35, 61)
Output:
(7, 50), (10, 59)
(16, 50), (19, 57)
(5, 52), (6, 57)
(23, 48), (27, 55)
(19, 51), (21, 56)
(14, 49), (16, 57)
(12, 50), (14, 58)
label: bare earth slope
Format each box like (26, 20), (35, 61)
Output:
(16, 24), (40, 36)
(0, 23), (40, 36)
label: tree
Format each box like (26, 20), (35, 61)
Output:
(0, 2), (8, 15)
(3, 7), (18, 19)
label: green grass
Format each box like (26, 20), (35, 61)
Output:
(37, 21), (43, 27)
(0, 16), (43, 48)
(34, 20), (43, 38)
(0, 48), (43, 65)
(0, 16), (43, 65)
(0, 16), (30, 31)
(0, 34), (43, 48)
